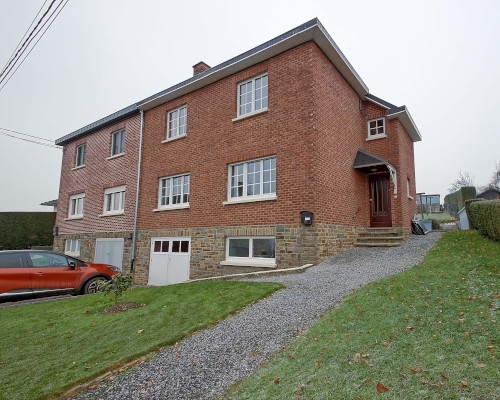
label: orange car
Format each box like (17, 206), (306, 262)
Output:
(0, 250), (120, 299)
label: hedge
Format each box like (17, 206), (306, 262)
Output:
(0, 212), (56, 250)
(465, 199), (500, 242)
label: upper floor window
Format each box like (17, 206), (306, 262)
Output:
(158, 174), (190, 210)
(238, 74), (268, 117)
(75, 144), (86, 167)
(111, 129), (125, 156)
(227, 156), (276, 203)
(68, 193), (85, 218)
(167, 106), (187, 140)
(104, 185), (125, 215)
(367, 118), (386, 140)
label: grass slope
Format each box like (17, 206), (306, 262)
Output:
(225, 231), (500, 399)
(0, 280), (283, 400)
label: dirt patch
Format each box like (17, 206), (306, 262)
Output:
(99, 301), (145, 314)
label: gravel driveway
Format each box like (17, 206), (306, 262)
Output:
(71, 232), (441, 400)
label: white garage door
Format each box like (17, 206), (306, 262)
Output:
(95, 238), (124, 271)
(148, 237), (190, 286)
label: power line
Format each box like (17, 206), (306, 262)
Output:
(0, 127), (55, 142)
(0, 129), (61, 149)
(0, 0), (70, 92)
(0, 0), (52, 80)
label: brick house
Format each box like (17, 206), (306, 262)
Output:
(53, 18), (421, 285)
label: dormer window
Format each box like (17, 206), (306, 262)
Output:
(367, 118), (386, 140)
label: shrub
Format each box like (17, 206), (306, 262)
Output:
(431, 219), (441, 230)
(0, 212), (55, 250)
(466, 199), (500, 242)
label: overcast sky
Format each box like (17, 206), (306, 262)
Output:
(1, 0), (499, 211)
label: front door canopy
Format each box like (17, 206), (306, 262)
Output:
(353, 149), (397, 198)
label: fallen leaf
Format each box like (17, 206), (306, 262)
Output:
(461, 380), (468, 387)
(273, 377), (281, 384)
(476, 364), (486, 368)
(459, 318), (466, 323)
(465, 332), (470, 338)
(406, 326), (414, 332)
(293, 385), (305, 393)
(487, 346), (494, 352)
(137, 329), (144, 334)
(314, 359), (322, 367)
(88, 384), (97, 389)
(411, 368), (421, 374)
(441, 375), (449, 381)
(376, 382), (389, 393)
(382, 341), (388, 347)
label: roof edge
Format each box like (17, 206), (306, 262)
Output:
(386, 106), (422, 142)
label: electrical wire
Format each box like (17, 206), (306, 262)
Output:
(0, 129), (61, 149)
(0, 0), (51, 80)
(0, 0), (70, 92)
(0, 127), (55, 142)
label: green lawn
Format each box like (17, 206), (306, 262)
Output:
(0, 280), (283, 400)
(224, 231), (500, 399)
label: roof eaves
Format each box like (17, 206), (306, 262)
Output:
(365, 93), (396, 109)
(386, 105), (422, 142)
(138, 18), (369, 111)
(55, 103), (139, 145)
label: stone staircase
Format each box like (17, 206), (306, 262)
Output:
(355, 228), (404, 247)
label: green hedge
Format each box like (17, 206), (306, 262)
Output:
(0, 212), (56, 250)
(465, 199), (500, 242)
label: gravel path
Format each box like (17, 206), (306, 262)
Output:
(71, 232), (442, 400)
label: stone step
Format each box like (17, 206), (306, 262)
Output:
(355, 229), (404, 247)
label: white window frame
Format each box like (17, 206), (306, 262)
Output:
(221, 236), (276, 268)
(407, 178), (414, 200)
(224, 156), (276, 205)
(155, 173), (190, 211)
(102, 185), (125, 216)
(75, 144), (86, 168)
(236, 73), (268, 118)
(166, 106), (187, 141)
(67, 193), (85, 219)
(367, 118), (386, 140)
(111, 129), (126, 156)
(65, 239), (81, 256)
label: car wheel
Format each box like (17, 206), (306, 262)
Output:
(83, 277), (108, 294)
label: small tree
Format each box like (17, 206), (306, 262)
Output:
(98, 273), (133, 304)
(448, 171), (475, 193)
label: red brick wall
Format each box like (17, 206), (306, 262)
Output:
(55, 114), (141, 234)
(138, 43), (319, 229)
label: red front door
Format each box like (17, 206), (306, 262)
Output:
(370, 173), (392, 227)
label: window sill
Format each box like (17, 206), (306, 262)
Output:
(220, 259), (276, 268)
(65, 252), (81, 257)
(98, 211), (125, 217)
(232, 107), (269, 122)
(223, 194), (277, 206)
(64, 216), (83, 221)
(107, 153), (124, 161)
(161, 134), (186, 144)
(72, 165), (85, 171)
(407, 195), (414, 201)
(153, 203), (190, 212)
(366, 134), (387, 141)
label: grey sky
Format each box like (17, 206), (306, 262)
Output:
(1, 0), (499, 211)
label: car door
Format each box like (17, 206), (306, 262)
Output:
(0, 252), (32, 296)
(27, 251), (83, 293)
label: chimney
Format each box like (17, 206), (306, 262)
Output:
(193, 61), (211, 76)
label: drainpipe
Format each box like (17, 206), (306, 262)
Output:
(130, 109), (144, 273)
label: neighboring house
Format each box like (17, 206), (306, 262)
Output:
(416, 194), (441, 213)
(477, 188), (500, 200)
(54, 105), (141, 269)
(53, 18), (421, 285)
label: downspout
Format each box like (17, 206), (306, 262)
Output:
(130, 109), (144, 273)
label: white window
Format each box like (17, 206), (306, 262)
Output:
(407, 178), (414, 200)
(167, 106), (187, 140)
(65, 239), (81, 256)
(238, 74), (268, 117)
(157, 174), (190, 210)
(224, 236), (276, 267)
(75, 144), (86, 167)
(226, 156), (276, 203)
(104, 185), (125, 215)
(68, 193), (85, 218)
(367, 118), (386, 139)
(111, 129), (125, 156)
